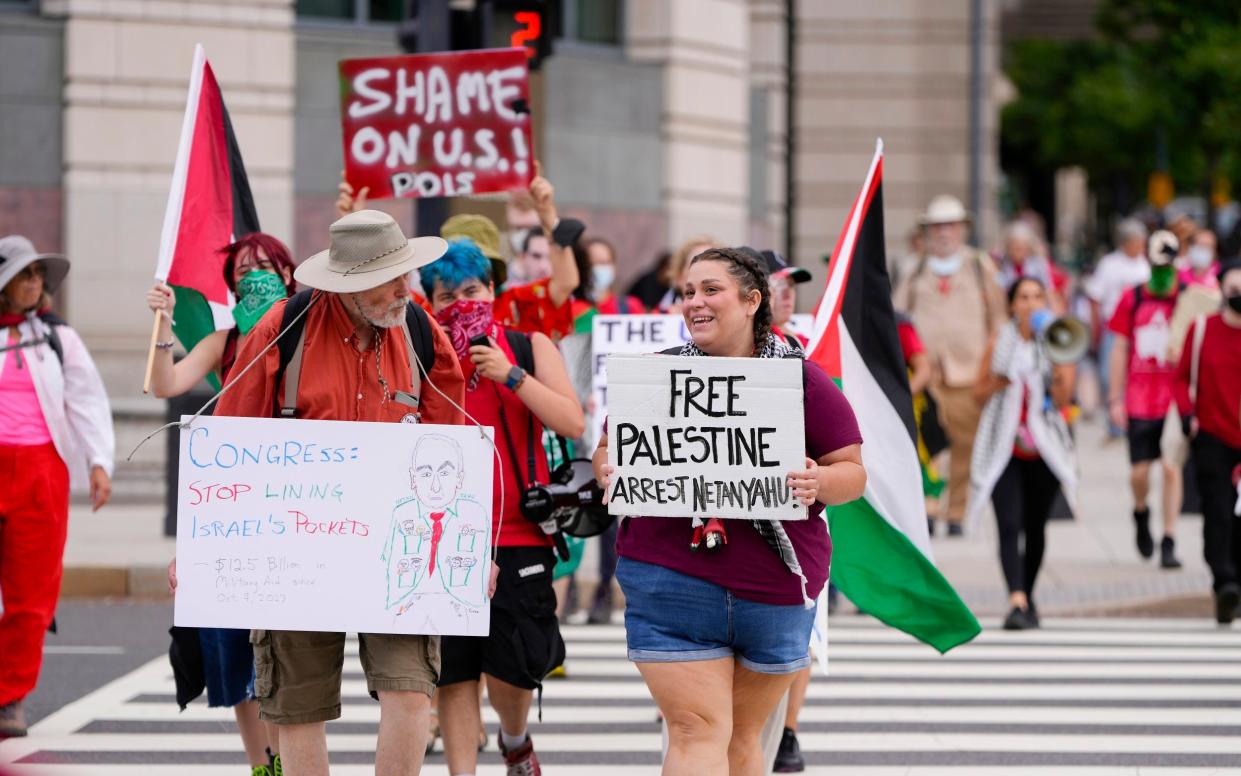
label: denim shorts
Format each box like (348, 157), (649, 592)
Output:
(198, 627), (255, 708)
(615, 557), (814, 674)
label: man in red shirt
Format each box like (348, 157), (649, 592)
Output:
(1175, 259), (1241, 623)
(214, 210), (467, 776)
(1108, 230), (1184, 569)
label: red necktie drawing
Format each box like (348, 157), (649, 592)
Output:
(428, 512), (446, 574)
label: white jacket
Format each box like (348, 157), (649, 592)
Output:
(0, 316), (115, 484)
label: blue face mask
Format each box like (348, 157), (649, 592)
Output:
(592, 264), (615, 292)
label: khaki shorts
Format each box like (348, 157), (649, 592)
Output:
(251, 629), (440, 725)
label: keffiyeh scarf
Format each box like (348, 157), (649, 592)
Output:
(679, 334), (816, 608)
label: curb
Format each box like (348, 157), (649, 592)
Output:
(61, 565), (169, 599)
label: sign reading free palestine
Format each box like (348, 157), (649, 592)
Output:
(604, 355), (806, 521)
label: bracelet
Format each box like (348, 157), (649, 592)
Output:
(155, 339), (176, 350)
(511, 371), (528, 392)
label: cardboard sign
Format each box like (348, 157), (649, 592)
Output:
(604, 355), (806, 520)
(588, 314), (812, 446)
(173, 416), (495, 636)
(338, 48), (533, 200)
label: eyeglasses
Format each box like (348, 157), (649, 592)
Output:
(14, 263), (46, 281)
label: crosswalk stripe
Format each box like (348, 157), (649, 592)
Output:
(6, 617), (1241, 774)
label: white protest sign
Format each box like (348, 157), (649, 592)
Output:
(604, 354), (806, 520)
(588, 314), (810, 446)
(174, 416), (494, 636)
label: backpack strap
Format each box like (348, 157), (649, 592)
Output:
(505, 328), (536, 376)
(37, 311), (65, 366)
(275, 290), (315, 418)
(405, 302), (435, 379)
(1190, 314), (1207, 405)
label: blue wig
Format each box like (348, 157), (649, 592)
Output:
(420, 237), (493, 298)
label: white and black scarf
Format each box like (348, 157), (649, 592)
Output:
(679, 334), (816, 608)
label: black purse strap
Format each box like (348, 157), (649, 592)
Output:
(492, 383), (537, 494)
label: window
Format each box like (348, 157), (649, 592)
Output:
(563, 0), (621, 45)
(296, 0), (401, 24)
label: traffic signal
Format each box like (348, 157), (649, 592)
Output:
(486, 1), (553, 71)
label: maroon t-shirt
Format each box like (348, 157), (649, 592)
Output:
(614, 360), (862, 605)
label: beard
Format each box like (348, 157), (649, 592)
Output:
(355, 296), (406, 329)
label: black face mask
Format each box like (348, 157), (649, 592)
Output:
(1227, 294), (1241, 314)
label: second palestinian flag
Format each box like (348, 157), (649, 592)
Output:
(807, 141), (980, 654)
(154, 44), (260, 388)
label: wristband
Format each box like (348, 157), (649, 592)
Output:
(155, 339), (177, 350)
(551, 217), (586, 247)
(505, 365), (527, 392)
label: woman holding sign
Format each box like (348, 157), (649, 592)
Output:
(593, 247), (866, 775)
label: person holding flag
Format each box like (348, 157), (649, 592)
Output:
(144, 233), (296, 395)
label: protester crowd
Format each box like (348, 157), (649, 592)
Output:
(1, 159), (1239, 776)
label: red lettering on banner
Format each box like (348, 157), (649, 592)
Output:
(338, 49), (533, 200)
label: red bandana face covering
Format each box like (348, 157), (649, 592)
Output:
(435, 298), (497, 364)
(0, 308), (48, 327)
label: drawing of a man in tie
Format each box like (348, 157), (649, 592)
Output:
(382, 434), (489, 613)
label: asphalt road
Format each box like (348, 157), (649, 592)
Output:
(25, 599), (172, 727)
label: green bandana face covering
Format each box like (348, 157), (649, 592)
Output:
(1147, 265), (1176, 296)
(232, 270), (288, 335)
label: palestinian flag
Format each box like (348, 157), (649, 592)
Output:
(806, 140), (980, 653)
(153, 44), (260, 388)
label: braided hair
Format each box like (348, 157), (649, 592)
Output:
(689, 247), (774, 351)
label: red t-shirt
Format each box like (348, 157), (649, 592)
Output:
(462, 324), (552, 548)
(1107, 287), (1179, 421)
(495, 278), (573, 341)
(896, 319), (925, 363)
(1175, 314), (1241, 450)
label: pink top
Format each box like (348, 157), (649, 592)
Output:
(1179, 264), (1220, 290)
(0, 330), (53, 445)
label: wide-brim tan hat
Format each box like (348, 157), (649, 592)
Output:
(919, 194), (972, 226)
(0, 235), (70, 295)
(295, 210), (447, 294)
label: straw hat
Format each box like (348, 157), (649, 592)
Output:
(0, 235), (69, 295)
(441, 213), (507, 286)
(294, 210), (447, 294)
(919, 195), (971, 226)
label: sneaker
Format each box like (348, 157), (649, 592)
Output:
(946, 523), (964, 537)
(271, 753), (283, 776)
(773, 726), (805, 772)
(0, 700), (27, 739)
(499, 734), (541, 776)
(1160, 536), (1182, 569)
(1216, 583), (1240, 625)
(586, 606), (612, 625)
(1134, 508), (1154, 559)
(250, 767), (273, 776)
(1002, 606), (1038, 631)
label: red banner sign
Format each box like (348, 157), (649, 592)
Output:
(338, 48), (533, 201)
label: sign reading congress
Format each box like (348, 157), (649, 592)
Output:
(338, 48), (533, 200)
(173, 416), (495, 636)
(604, 355), (806, 520)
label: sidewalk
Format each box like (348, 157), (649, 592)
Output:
(929, 418), (1211, 616)
(64, 419), (1214, 614)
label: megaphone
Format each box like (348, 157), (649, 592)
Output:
(1031, 310), (1089, 364)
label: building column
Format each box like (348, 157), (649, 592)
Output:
(627, 0), (752, 247)
(50, 0), (295, 404)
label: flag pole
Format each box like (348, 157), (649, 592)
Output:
(142, 311), (163, 394)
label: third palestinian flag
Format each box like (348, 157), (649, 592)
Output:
(154, 44), (260, 388)
(806, 141), (980, 653)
